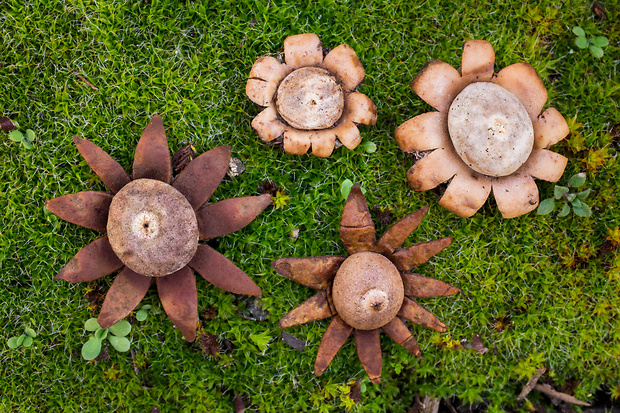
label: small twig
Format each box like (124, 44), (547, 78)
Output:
(420, 395), (440, 413)
(443, 398), (459, 413)
(74, 71), (99, 91)
(516, 367), (546, 401)
(130, 348), (140, 375)
(534, 383), (591, 407)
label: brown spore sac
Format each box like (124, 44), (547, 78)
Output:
(107, 178), (198, 277)
(332, 252), (404, 330)
(275, 66), (344, 130)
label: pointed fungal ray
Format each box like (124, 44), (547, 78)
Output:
(98, 267), (153, 328)
(401, 273), (460, 298)
(339, 185), (376, 254)
(172, 145), (231, 210)
(398, 297), (447, 332)
(157, 266), (198, 342)
(46, 191), (113, 231)
(354, 328), (382, 384)
(272, 256), (346, 290)
(73, 136), (131, 193)
(133, 115), (172, 183)
(279, 290), (335, 329)
(189, 244), (261, 296)
(55, 236), (124, 283)
(376, 205), (429, 254)
(196, 194), (272, 240)
(391, 237), (452, 271)
(314, 316), (353, 377)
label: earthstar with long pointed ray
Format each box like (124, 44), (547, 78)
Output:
(273, 186), (459, 383)
(47, 116), (271, 342)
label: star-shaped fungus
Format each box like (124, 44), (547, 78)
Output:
(46, 116), (271, 342)
(395, 40), (569, 218)
(272, 186), (459, 383)
(246, 33), (377, 157)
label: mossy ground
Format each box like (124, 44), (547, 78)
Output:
(1, 1), (619, 411)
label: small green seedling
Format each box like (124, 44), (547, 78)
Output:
(340, 179), (366, 200)
(537, 173), (592, 218)
(271, 190), (291, 210)
(135, 304), (152, 322)
(7, 129), (36, 149)
(82, 318), (131, 361)
(7, 327), (37, 349)
(573, 27), (609, 58)
(357, 140), (377, 153)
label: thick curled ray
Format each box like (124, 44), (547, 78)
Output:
(279, 291), (335, 329)
(272, 256), (346, 290)
(411, 60), (463, 112)
(492, 173), (539, 218)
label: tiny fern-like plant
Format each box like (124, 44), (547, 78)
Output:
(82, 318), (132, 361)
(537, 173), (592, 217)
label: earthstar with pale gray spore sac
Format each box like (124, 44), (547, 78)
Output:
(396, 40), (570, 218)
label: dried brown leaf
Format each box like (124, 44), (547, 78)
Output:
(171, 143), (195, 173)
(281, 331), (306, 351)
(198, 331), (221, 357)
(592, 2), (607, 20)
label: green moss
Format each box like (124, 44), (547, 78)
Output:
(1, 0), (619, 411)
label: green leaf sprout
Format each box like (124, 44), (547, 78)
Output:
(6, 326), (38, 350)
(572, 26), (608, 58)
(5, 127), (36, 149)
(537, 173), (593, 218)
(81, 318), (132, 361)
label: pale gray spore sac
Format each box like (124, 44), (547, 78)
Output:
(448, 82), (534, 177)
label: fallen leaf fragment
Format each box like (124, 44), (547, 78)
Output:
(0, 117), (15, 131)
(233, 396), (245, 413)
(281, 331), (305, 351)
(593, 2), (607, 20)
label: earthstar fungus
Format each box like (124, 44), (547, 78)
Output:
(395, 40), (569, 218)
(273, 186), (458, 383)
(247, 33), (377, 157)
(47, 116), (271, 341)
